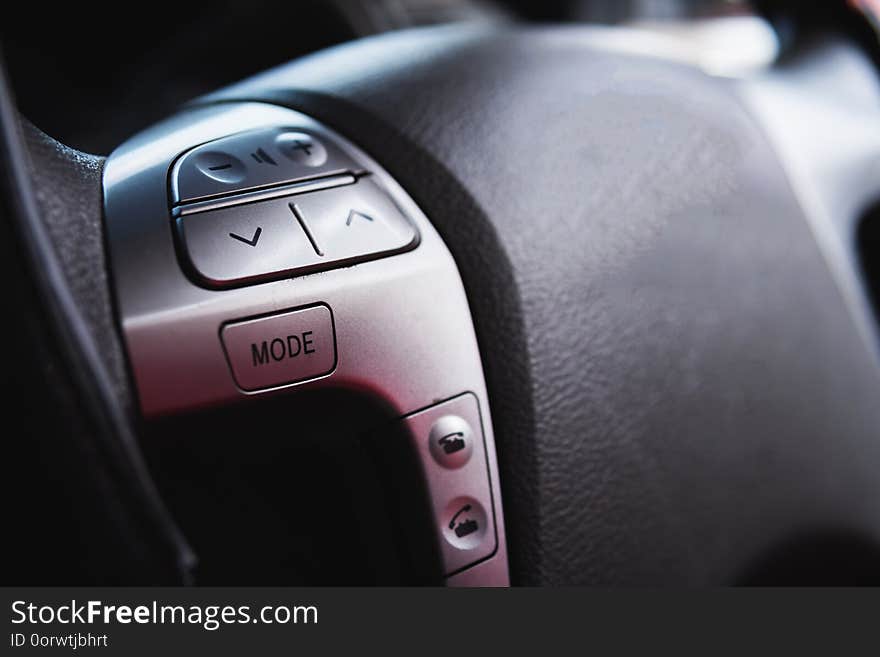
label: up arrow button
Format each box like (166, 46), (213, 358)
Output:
(345, 210), (374, 226)
(282, 178), (418, 266)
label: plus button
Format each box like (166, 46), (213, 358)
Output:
(289, 139), (313, 156)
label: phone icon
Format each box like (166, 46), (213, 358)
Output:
(438, 431), (466, 455)
(449, 504), (479, 538)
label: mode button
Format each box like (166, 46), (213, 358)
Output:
(221, 305), (337, 391)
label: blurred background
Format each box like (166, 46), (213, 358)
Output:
(1, 0), (876, 155)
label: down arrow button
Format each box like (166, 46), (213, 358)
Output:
(229, 226), (262, 247)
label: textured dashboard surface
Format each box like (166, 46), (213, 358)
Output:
(202, 25), (880, 584)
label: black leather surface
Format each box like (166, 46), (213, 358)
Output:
(202, 25), (880, 584)
(22, 122), (134, 408)
(0, 102), (192, 583)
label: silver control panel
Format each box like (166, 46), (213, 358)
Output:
(103, 103), (508, 586)
(172, 128), (418, 288)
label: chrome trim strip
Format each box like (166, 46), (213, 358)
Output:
(175, 173), (358, 216)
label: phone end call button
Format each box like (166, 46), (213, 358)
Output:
(428, 415), (474, 469)
(221, 305), (336, 392)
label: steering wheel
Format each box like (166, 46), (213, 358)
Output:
(4, 12), (880, 586)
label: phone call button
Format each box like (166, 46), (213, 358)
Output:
(442, 497), (489, 551)
(428, 415), (474, 469)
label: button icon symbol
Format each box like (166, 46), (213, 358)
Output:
(345, 210), (374, 226)
(228, 226), (262, 247)
(450, 504), (479, 538)
(429, 415), (474, 469)
(439, 432), (466, 455)
(442, 497), (488, 550)
(193, 151), (246, 184)
(275, 131), (328, 167)
(289, 139), (313, 156)
(250, 148), (277, 166)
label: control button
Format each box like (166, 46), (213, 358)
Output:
(276, 132), (328, 167)
(177, 200), (322, 286)
(442, 497), (489, 551)
(293, 178), (418, 261)
(401, 393), (496, 576)
(193, 151), (247, 184)
(429, 415), (474, 469)
(221, 305), (336, 391)
(172, 126), (358, 204)
(177, 179), (419, 288)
